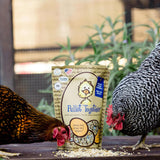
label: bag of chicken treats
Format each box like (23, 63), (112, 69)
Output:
(52, 65), (110, 150)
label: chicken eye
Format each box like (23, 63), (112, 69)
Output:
(120, 112), (124, 117)
(62, 130), (67, 134)
(115, 115), (119, 119)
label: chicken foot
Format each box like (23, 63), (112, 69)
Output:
(122, 134), (160, 151)
(0, 150), (20, 159)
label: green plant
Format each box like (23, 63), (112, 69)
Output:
(51, 37), (80, 65)
(38, 15), (160, 136)
(37, 98), (54, 117)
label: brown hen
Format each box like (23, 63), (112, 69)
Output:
(0, 85), (70, 158)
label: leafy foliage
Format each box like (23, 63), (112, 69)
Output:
(37, 15), (160, 136)
(37, 98), (54, 117)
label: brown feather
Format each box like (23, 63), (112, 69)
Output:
(0, 85), (68, 144)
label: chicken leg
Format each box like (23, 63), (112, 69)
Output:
(0, 150), (20, 159)
(122, 134), (160, 151)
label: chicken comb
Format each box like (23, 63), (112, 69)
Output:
(106, 104), (114, 126)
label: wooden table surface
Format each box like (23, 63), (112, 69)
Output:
(1, 136), (160, 160)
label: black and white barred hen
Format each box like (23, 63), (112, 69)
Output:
(106, 43), (160, 150)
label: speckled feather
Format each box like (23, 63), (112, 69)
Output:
(112, 43), (160, 136)
(0, 86), (65, 144)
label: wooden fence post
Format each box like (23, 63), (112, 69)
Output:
(0, 0), (14, 89)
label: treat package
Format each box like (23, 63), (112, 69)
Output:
(52, 65), (110, 150)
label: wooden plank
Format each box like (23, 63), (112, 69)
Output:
(0, 0), (14, 89)
(1, 136), (160, 159)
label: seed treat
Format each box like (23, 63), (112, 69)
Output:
(54, 148), (132, 158)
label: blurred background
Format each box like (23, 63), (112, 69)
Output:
(1, 0), (160, 109)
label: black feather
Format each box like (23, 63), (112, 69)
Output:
(112, 43), (160, 136)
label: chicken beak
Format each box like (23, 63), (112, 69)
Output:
(108, 125), (114, 132)
(83, 89), (90, 95)
(66, 139), (71, 144)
